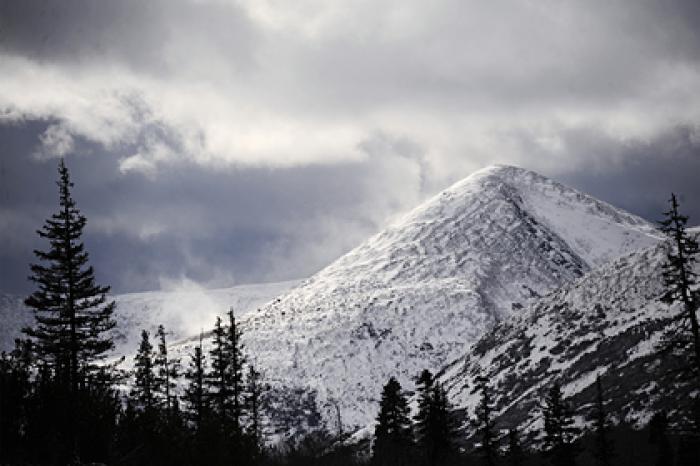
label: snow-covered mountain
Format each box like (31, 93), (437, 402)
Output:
(213, 165), (662, 434)
(436, 234), (699, 445)
(0, 280), (297, 355)
(3, 164), (674, 444)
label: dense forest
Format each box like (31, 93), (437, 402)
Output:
(1, 160), (699, 465)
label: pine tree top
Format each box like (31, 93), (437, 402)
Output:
(23, 158), (116, 379)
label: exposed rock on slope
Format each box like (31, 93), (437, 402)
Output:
(437, 236), (699, 444)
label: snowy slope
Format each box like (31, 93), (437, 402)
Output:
(214, 165), (662, 434)
(0, 293), (30, 352)
(436, 236), (699, 445)
(0, 280), (297, 355)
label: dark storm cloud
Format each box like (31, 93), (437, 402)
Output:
(551, 125), (700, 224)
(0, 0), (257, 74)
(0, 121), (423, 294)
(1, 1), (700, 294)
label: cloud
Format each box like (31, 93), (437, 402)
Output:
(1, 1), (699, 294)
(35, 123), (74, 159)
(0, 121), (426, 293)
(1, 0), (699, 174)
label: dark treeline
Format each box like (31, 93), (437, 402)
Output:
(1, 162), (699, 465)
(0, 161), (279, 465)
(368, 370), (700, 466)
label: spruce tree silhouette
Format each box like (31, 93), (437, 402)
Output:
(155, 324), (180, 412)
(431, 382), (458, 465)
(132, 330), (158, 412)
(23, 158), (116, 461)
(226, 308), (247, 434)
(0, 339), (32, 463)
(542, 381), (579, 466)
(413, 369), (436, 465)
(183, 335), (208, 432)
(473, 375), (498, 466)
(183, 334), (215, 463)
(207, 316), (230, 427)
(658, 193), (700, 378)
(505, 428), (526, 466)
(246, 364), (265, 460)
(591, 376), (614, 466)
(412, 369), (457, 465)
(648, 411), (674, 466)
(373, 376), (413, 466)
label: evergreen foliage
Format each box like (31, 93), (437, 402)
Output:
(247, 364), (265, 457)
(23, 159), (116, 388)
(208, 316), (230, 425)
(132, 329), (158, 411)
(473, 374), (498, 466)
(373, 376), (414, 466)
(413, 369), (436, 464)
(542, 381), (579, 466)
(154, 324), (180, 411)
(430, 382), (459, 464)
(648, 411), (673, 466)
(183, 336), (209, 431)
(20, 159), (118, 462)
(591, 376), (614, 466)
(0, 339), (33, 463)
(413, 369), (458, 466)
(658, 193), (700, 377)
(505, 428), (526, 466)
(227, 308), (247, 433)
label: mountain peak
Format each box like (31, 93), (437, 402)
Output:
(219, 165), (663, 433)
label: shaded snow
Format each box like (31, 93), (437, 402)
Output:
(437, 237), (699, 445)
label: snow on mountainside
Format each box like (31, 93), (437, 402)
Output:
(0, 293), (29, 352)
(213, 165), (662, 435)
(0, 281), (297, 355)
(436, 235), (699, 444)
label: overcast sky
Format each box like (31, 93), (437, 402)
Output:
(1, 0), (700, 294)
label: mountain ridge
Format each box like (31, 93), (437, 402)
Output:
(210, 164), (663, 434)
(434, 234), (699, 445)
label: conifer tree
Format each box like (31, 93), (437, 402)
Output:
(226, 309), (247, 432)
(648, 411), (673, 466)
(24, 159), (116, 388)
(542, 381), (579, 466)
(0, 340), (33, 463)
(132, 330), (158, 411)
(246, 364), (265, 457)
(183, 337), (208, 431)
(154, 324), (180, 411)
(23, 159), (116, 461)
(373, 376), (413, 466)
(413, 369), (436, 464)
(658, 193), (700, 377)
(413, 370), (457, 465)
(431, 382), (458, 465)
(473, 375), (498, 466)
(591, 376), (614, 466)
(505, 428), (526, 466)
(207, 316), (230, 425)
